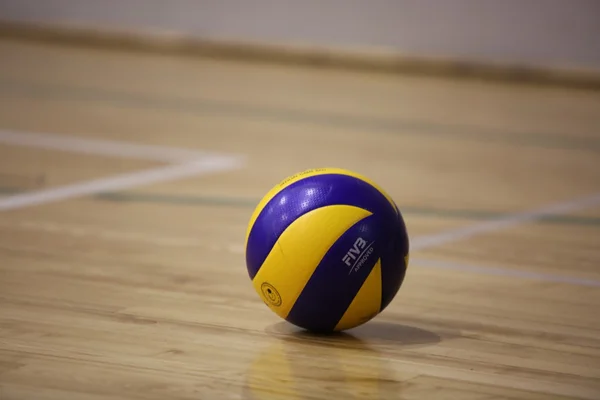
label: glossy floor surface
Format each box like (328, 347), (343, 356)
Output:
(0, 37), (599, 399)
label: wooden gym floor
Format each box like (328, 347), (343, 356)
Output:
(0, 36), (599, 400)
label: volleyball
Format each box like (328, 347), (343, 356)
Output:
(245, 168), (409, 332)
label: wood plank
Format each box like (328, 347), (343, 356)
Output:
(0, 36), (599, 399)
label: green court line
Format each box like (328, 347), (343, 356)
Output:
(95, 191), (600, 227)
(1, 185), (598, 226)
(0, 187), (21, 194)
(97, 192), (259, 207)
(1, 78), (600, 153)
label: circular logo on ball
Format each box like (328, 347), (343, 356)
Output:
(261, 282), (282, 307)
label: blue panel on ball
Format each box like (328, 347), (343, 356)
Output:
(285, 214), (389, 332)
(246, 174), (397, 279)
(379, 210), (409, 311)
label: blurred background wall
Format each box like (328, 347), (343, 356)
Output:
(1, 0), (599, 73)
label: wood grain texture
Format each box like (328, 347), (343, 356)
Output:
(0, 37), (599, 400)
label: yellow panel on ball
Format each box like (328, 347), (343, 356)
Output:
(245, 167), (410, 333)
(251, 204), (372, 320)
(334, 259), (382, 331)
(245, 167), (398, 243)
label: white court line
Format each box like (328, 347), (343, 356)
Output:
(0, 129), (244, 211)
(404, 191), (600, 286)
(0, 157), (242, 211)
(414, 258), (600, 287)
(1, 130), (598, 287)
(0, 129), (209, 163)
(410, 192), (600, 251)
